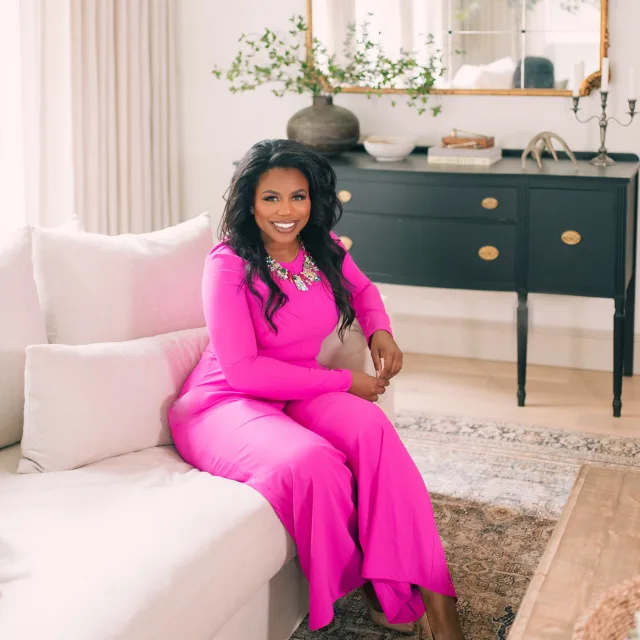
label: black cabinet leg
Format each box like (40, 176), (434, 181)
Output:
(613, 298), (625, 417)
(517, 292), (528, 407)
(624, 279), (635, 377)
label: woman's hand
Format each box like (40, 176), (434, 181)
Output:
(348, 371), (389, 402)
(370, 330), (403, 380)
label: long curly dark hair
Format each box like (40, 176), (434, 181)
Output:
(218, 139), (356, 340)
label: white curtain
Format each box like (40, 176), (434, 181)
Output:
(0, 0), (42, 233)
(70, 0), (181, 234)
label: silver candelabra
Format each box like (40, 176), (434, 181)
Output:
(571, 91), (637, 166)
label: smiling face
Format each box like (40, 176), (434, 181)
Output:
(253, 167), (311, 250)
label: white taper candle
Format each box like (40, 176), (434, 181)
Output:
(601, 57), (610, 92)
(573, 62), (584, 97)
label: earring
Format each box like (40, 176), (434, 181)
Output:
(250, 207), (255, 215)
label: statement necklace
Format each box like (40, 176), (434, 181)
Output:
(266, 241), (321, 292)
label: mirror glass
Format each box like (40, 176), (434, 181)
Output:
(311, 0), (602, 93)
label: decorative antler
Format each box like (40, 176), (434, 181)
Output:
(521, 131), (579, 169)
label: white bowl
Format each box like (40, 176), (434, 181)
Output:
(364, 136), (417, 162)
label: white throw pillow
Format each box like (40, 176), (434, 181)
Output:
(474, 68), (515, 90)
(485, 56), (517, 75)
(0, 228), (48, 448)
(451, 64), (484, 89)
(18, 327), (210, 473)
(32, 213), (213, 345)
(452, 57), (516, 90)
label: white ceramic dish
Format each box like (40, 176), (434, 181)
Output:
(363, 136), (417, 162)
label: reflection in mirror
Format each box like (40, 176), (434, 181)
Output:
(311, 0), (602, 93)
(449, 0), (522, 90)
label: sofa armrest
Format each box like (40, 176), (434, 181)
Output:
(317, 295), (395, 424)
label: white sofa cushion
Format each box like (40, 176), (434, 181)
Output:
(0, 446), (295, 640)
(19, 327), (210, 473)
(0, 217), (85, 447)
(0, 228), (48, 448)
(32, 212), (213, 345)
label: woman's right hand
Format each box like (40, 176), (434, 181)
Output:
(348, 371), (389, 402)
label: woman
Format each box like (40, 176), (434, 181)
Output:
(168, 139), (465, 640)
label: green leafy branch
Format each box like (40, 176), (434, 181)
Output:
(212, 15), (443, 116)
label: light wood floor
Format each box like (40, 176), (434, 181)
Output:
(396, 353), (640, 438)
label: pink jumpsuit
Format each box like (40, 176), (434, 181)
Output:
(168, 236), (456, 630)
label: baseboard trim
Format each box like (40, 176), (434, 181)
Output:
(394, 313), (638, 374)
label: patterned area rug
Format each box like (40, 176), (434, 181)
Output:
(290, 413), (640, 640)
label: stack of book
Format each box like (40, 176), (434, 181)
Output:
(427, 146), (502, 167)
(427, 128), (502, 166)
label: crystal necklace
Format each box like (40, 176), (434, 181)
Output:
(266, 241), (321, 292)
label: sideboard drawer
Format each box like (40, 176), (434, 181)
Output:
(528, 188), (618, 297)
(421, 220), (516, 290)
(335, 213), (425, 282)
(337, 179), (517, 221)
(336, 213), (516, 290)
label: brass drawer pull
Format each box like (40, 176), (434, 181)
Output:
(481, 197), (499, 210)
(339, 235), (353, 251)
(337, 190), (352, 204)
(478, 245), (499, 261)
(561, 230), (582, 245)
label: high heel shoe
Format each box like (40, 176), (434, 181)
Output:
(367, 602), (415, 634)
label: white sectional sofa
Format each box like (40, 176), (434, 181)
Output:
(0, 215), (394, 640)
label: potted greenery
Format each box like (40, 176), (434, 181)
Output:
(213, 15), (442, 155)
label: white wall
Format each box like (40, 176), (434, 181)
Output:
(176, 0), (640, 372)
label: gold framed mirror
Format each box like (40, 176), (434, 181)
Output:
(306, 0), (608, 97)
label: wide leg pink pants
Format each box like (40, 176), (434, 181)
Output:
(171, 391), (456, 630)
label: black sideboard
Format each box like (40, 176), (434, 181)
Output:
(330, 150), (640, 417)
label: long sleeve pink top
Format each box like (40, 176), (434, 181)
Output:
(173, 234), (392, 414)
(168, 236), (456, 634)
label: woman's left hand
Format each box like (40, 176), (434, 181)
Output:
(369, 330), (403, 380)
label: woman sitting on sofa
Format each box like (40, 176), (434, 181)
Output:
(168, 139), (465, 640)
